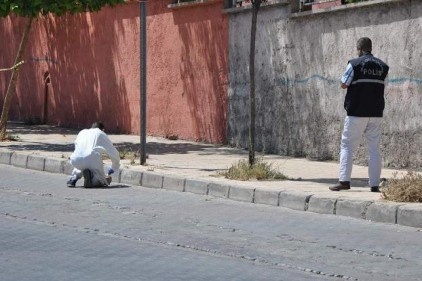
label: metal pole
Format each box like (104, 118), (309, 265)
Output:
(140, 0), (147, 165)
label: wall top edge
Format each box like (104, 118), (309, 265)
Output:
(223, 0), (290, 14)
(291, 0), (409, 19)
(168, 0), (222, 9)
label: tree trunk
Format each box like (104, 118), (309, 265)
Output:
(248, 1), (260, 167)
(0, 17), (33, 140)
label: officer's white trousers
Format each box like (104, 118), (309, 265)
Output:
(339, 116), (383, 187)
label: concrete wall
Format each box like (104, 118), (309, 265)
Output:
(0, 0), (228, 143)
(228, 0), (422, 168)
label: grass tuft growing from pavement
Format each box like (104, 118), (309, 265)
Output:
(118, 149), (139, 165)
(382, 171), (422, 203)
(2, 134), (20, 141)
(220, 158), (288, 181)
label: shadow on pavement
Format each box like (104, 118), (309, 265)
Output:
(294, 177), (369, 187)
(116, 142), (247, 156)
(3, 142), (74, 153)
(7, 123), (79, 135)
(71, 184), (131, 189)
(5, 123), (244, 156)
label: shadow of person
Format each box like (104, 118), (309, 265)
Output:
(78, 184), (131, 189)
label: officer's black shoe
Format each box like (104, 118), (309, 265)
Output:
(83, 169), (93, 188)
(371, 186), (380, 193)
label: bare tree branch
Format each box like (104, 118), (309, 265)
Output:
(0, 61), (25, 72)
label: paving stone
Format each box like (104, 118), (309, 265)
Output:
(184, 179), (209, 195)
(228, 185), (255, 203)
(208, 183), (229, 198)
(365, 201), (402, 224)
(121, 169), (142, 186)
(336, 200), (373, 220)
(307, 196), (336, 214)
(142, 172), (163, 189)
(62, 161), (74, 175)
(116, 169), (122, 183)
(10, 153), (27, 168)
(254, 188), (281, 206)
(27, 155), (46, 171)
(279, 192), (310, 211)
(163, 176), (185, 192)
(397, 204), (422, 228)
(44, 158), (65, 174)
(0, 151), (12, 164)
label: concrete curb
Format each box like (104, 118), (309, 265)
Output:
(254, 188), (281, 206)
(0, 151), (12, 164)
(365, 201), (402, 224)
(228, 185), (255, 203)
(1, 150), (421, 229)
(336, 200), (373, 220)
(120, 169), (142, 186)
(11, 152), (28, 168)
(308, 195), (336, 214)
(27, 155), (46, 171)
(397, 204), (422, 228)
(208, 182), (230, 198)
(45, 158), (66, 174)
(185, 179), (208, 195)
(279, 191), (311, 211)
(163, 175), (185, 192)
(142, 172), (164, 189)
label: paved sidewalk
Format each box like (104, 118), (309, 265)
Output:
(0, 122), (421, 228)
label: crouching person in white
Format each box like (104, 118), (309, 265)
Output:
(67, 122), (120, 188)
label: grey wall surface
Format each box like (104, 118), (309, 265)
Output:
(228, 0), (422, 169)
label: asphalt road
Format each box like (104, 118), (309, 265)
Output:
(0, 164), (421, 281)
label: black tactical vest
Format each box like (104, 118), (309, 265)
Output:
(344, 54), (389, 117)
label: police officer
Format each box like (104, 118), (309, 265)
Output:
(330, 37), (389, 192)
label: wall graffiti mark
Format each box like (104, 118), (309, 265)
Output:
(276, 75), (339, 86)
(276, 75), (422, 86)
(388, 77), (422, 85)
(30, 57), (58, 64)
(290, 74), (337, 85)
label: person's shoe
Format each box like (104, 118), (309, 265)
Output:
(379, 178), (388, 188)
(106, 176), (112, 185)
(371, 186), (380, 192)
(66, 179), (77, 187)
(83, 169), (93, 188)
(329, 181), (351, 191)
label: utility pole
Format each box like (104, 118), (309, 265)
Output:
(140, 0), (147, 165)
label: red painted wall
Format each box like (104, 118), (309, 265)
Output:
(0, 0), (228, 143)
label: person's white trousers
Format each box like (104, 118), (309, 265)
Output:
(69, 152), (107, 186)
(339, 116), (383, 187)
